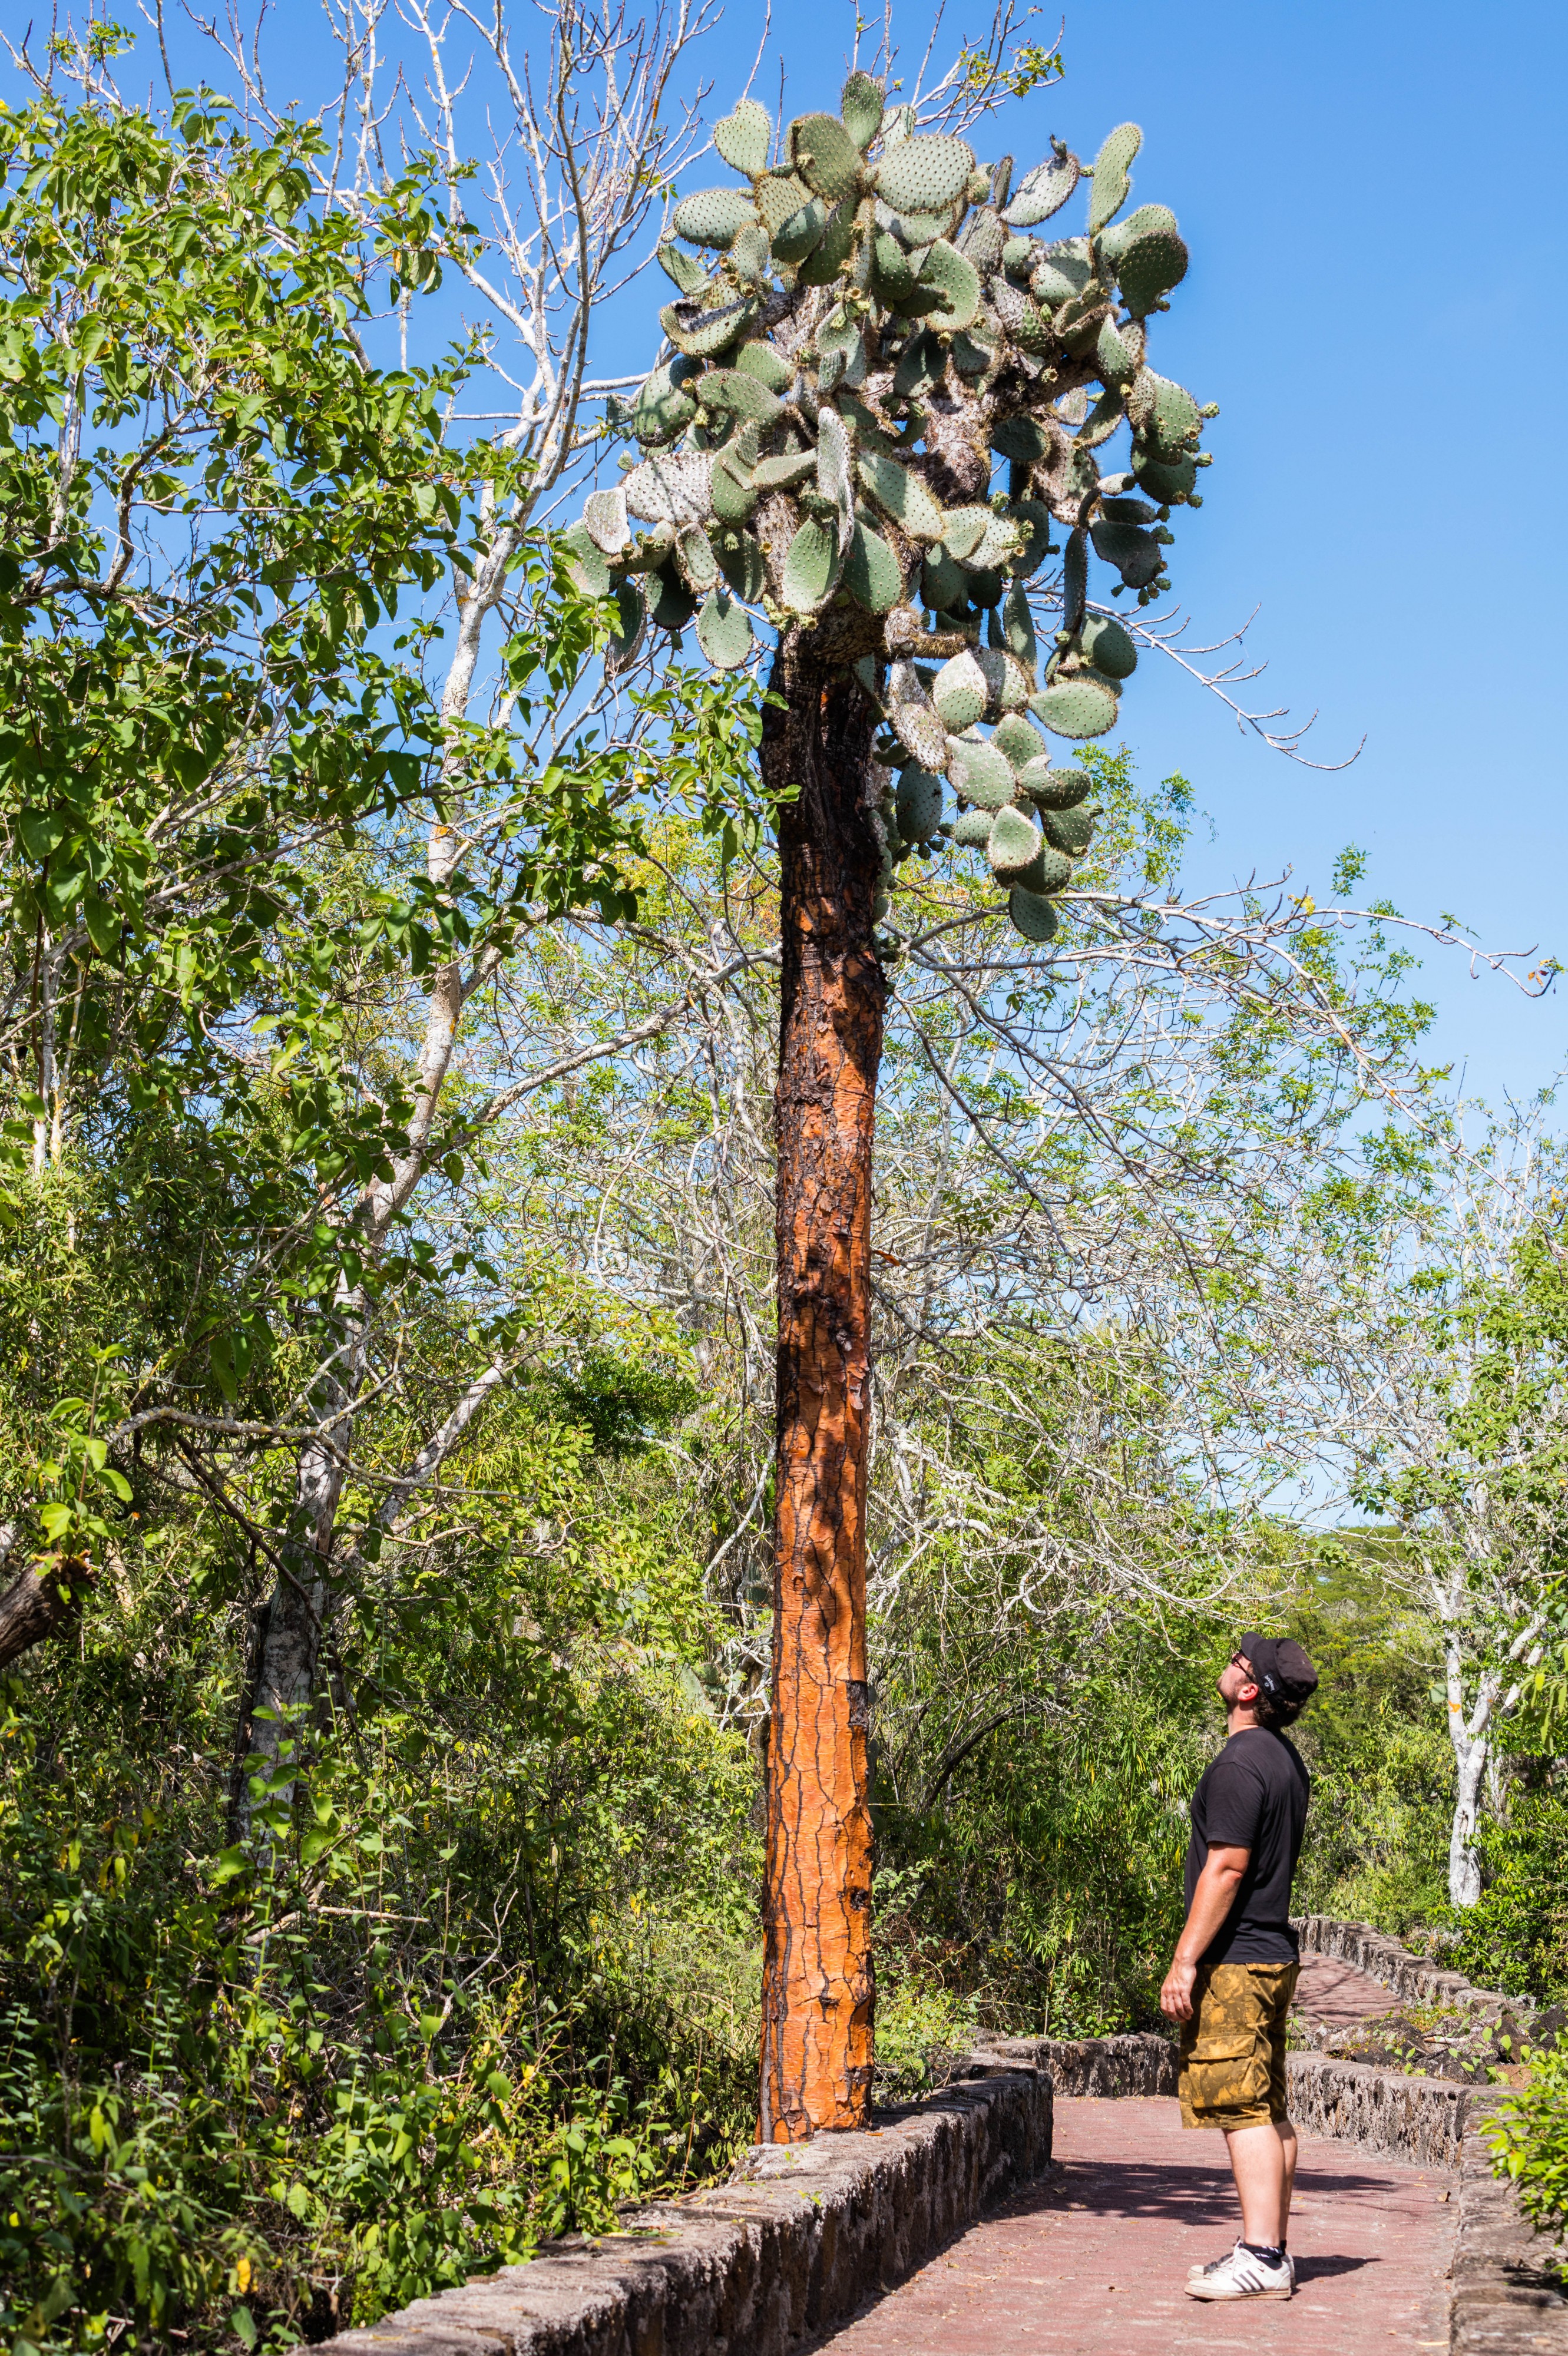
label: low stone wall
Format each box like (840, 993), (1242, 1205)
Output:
(1294, 1913), (1517, 2019)
(984, 2031), (1178, 2099)
(1286, 2051), (1469, 2170)
(1451, 2096), (1568, 2352)
(299, 2065), (1051, 2355)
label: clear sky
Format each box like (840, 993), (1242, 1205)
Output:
(15, 0), (1566, 1104)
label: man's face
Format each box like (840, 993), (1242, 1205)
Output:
(1218, 1649), (1260, 1710)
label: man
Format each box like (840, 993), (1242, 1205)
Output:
(1160, 1632), (1318, 2304)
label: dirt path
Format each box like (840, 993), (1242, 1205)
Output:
(818, 2094), (1455, 2351)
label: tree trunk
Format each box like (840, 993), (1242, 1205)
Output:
(0, 1553), (90, 1670)
(1444, 1627), (1492, 1910)
(757, 638), (885, 2142)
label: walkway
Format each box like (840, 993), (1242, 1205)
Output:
(1295, 1948), (1407, 2031)
(821, 2095), (1455, 2351)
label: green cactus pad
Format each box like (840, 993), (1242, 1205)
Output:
(1099, 495), (1159, 524)
(921, 545), (967, 612)
(1022, 764), (1091, 809)
(781, 515), (842, 612)
(888, 666), (950, 770)
(623, 450), (713, 527)
(650, 564), (697, 631)
(1043, 802), (1099, 855)
(960, 207), (1007, 273)
(893, 330), (947, 397)
(1031, 677), (1118, 737)
(658, 240), (709, 294)
(946, 734), (1017, 809)
(914, 238), (981, 331)
(953, 807), (994, 847)
(735, 340), (793, 392)
(674, 524), (719, 593)
(1004, 150), (1080, 228)
(991, 415), (1053, 467)
(1079, 613), (1137, 679)
(871, 230), (917, 303)
(659, 292), (758, 358)
(983, 646), (1033, 711)
(896, 766), (944, 841)
(1009, 886), (1061, 940)
(1131, 447), (1196, 502)
(858, 449), (946, 541)
(674, 186), (760, 249)
(1087, 121), (1141, 234)
(931, 651), (988, 731)
(562, 521), (611, 597)
(994, 710), (1047, 772)
(988, 805), (1045, 881)
(714, 525), (765, 601)
(584, 485), (631, 555)
(1146, 374), (1201, 455)
(714, 98), (773, 177)
(841, 70), (885, 151)
(1011, 501), (1054, 575)
(886, 206), (961, 248)
(607, 577), (647, 667)
(700, 369), (782, 426)
(843, 519), (902, 611)
(789, 112), (864, 204)
(1113, 223), (1188, 317)
(1000, 580), (1038, 668)
(710, 446), (760, 525)
(799, 196), (861, 286)
(633, 357), (700, 445)
(962, 513), (1023, 574)
(771, 195), (829, 264)
(755, 170), (815, 234)
(695, 586), (755, 668)
(1096, 315), (1139, 385)
(1002, 234), (1038, 277)
(1090, 517), (1162, 587)
(1030, 237), (1093, 306)
(752, 449), (818, 491)
(938, 507), (990, 564)
(876, 131), (975, 216)
(1063, 529), (1087, 633)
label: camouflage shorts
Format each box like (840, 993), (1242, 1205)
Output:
(1177, 1960), (1298, 2130)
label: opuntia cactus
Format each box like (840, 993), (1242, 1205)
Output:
(575, 77), (1214, 942)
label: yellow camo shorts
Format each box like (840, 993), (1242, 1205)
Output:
(1177, 1960), (1298, 2130)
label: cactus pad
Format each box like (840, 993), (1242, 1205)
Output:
(915, 238), (981, 331)
(988, 804), (1045, 880)
(952, 806), (994, 847)
(659, 292), (758, 358)
(1005, 150), (1080, 228)
(624, 451), (713, 527)
(696, 586), (755, 668)
(994, 711), (1047, 772)
(1087, 122), (1141, 234)
(755, 171), (815, 234)
(1079, 613), (1137, 679)
(1033, 677), (1119, 737)
(1009, 886), (1061, 941)
(562, 521), (611, 597)
(896, 766), (944, 841)
(584, 485), (631, 555)
(781, 515), (842, 613)
(658, 240), (708, 294)
(843, 520), (902, 611)
(789, 112), (864, 205)
(674, 186), (760, 249)
(946, 734), (1017, 809)
(770, 195), (828, 263)
(858, 450), (946, 542)
(1043, 802), (1099, 855)
(714, 98), (772, 177)
(841, 71), (884, 151)
(876, 132), (975, 216)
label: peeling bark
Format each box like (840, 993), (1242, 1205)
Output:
(757, 637), (885, 2142)
(0, 1554), (91, 1671)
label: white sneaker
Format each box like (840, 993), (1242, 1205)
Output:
(1189, 2245), (1295, 2290)
(1185, 2244), (1292, 2301)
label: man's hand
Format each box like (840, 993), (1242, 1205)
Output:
(1162, 1842), (1251, 2024)
(1160, 1957), (1197, 2021)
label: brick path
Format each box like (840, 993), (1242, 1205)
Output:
(819, 2096), (1455, 2351)
(1295, 1950), (1405, 2030)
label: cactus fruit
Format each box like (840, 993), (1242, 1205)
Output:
(1043, 802), (1099, 855)
(915, 238), (982, 330)
(674, 186), (760, 249)
(858, 450), (946, 542)
(1005, 148), (1080, 228)
(714, 97), (772, 176)
(694, 586), (755, 668)
(988, 805), (1045, 881)
(1087, 122), (1141, 234)
(875, 131), (975, 216)
(1033, 677), (1118, 737)
(841, 70), (885, 151)
(1079, 613), (1137, 679)
(843, 520), (902, 611)
(782, 515), (842, 612)
(789, 112), (865, 205)
(897, 766), (944, 841)
(952, 806), (994, 848)
(1009, 887), (1060, 941)
(947, 734), (1017, 809)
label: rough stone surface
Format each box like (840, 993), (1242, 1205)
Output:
(295, 2068), (1052, 2354)
(1295, 1912), (1521, 2019)
(984, 2031), (1179, 2098)
(1286, 2050), (1470, 2169)
(1452, 2096), (1568, 2353)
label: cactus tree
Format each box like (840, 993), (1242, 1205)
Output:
(570, 81), (1210, 2140)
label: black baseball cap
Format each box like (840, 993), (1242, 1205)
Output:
(1238, 1632), (1319, 1707)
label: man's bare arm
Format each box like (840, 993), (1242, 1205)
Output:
(1159, 1844), (1251, 2022)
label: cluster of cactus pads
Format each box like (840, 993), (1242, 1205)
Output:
(565, 77), (1213, 944)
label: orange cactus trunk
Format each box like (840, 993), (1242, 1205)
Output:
(758, 644), (885, 2142)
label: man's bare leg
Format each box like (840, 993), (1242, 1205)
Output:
(1222, 2119), (1296, 2245)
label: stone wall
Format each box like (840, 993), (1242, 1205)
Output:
(1294, 1913), (1517, 2019)
(1285, 2051), (1469, 2170)
(297, 2064), (1051, 2355)
(1451, 2096), (1568, 2352)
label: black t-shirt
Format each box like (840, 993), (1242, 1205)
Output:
(1183, 1726), (1310, 1965)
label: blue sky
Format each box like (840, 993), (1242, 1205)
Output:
(16, 0), (1566, 1104)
